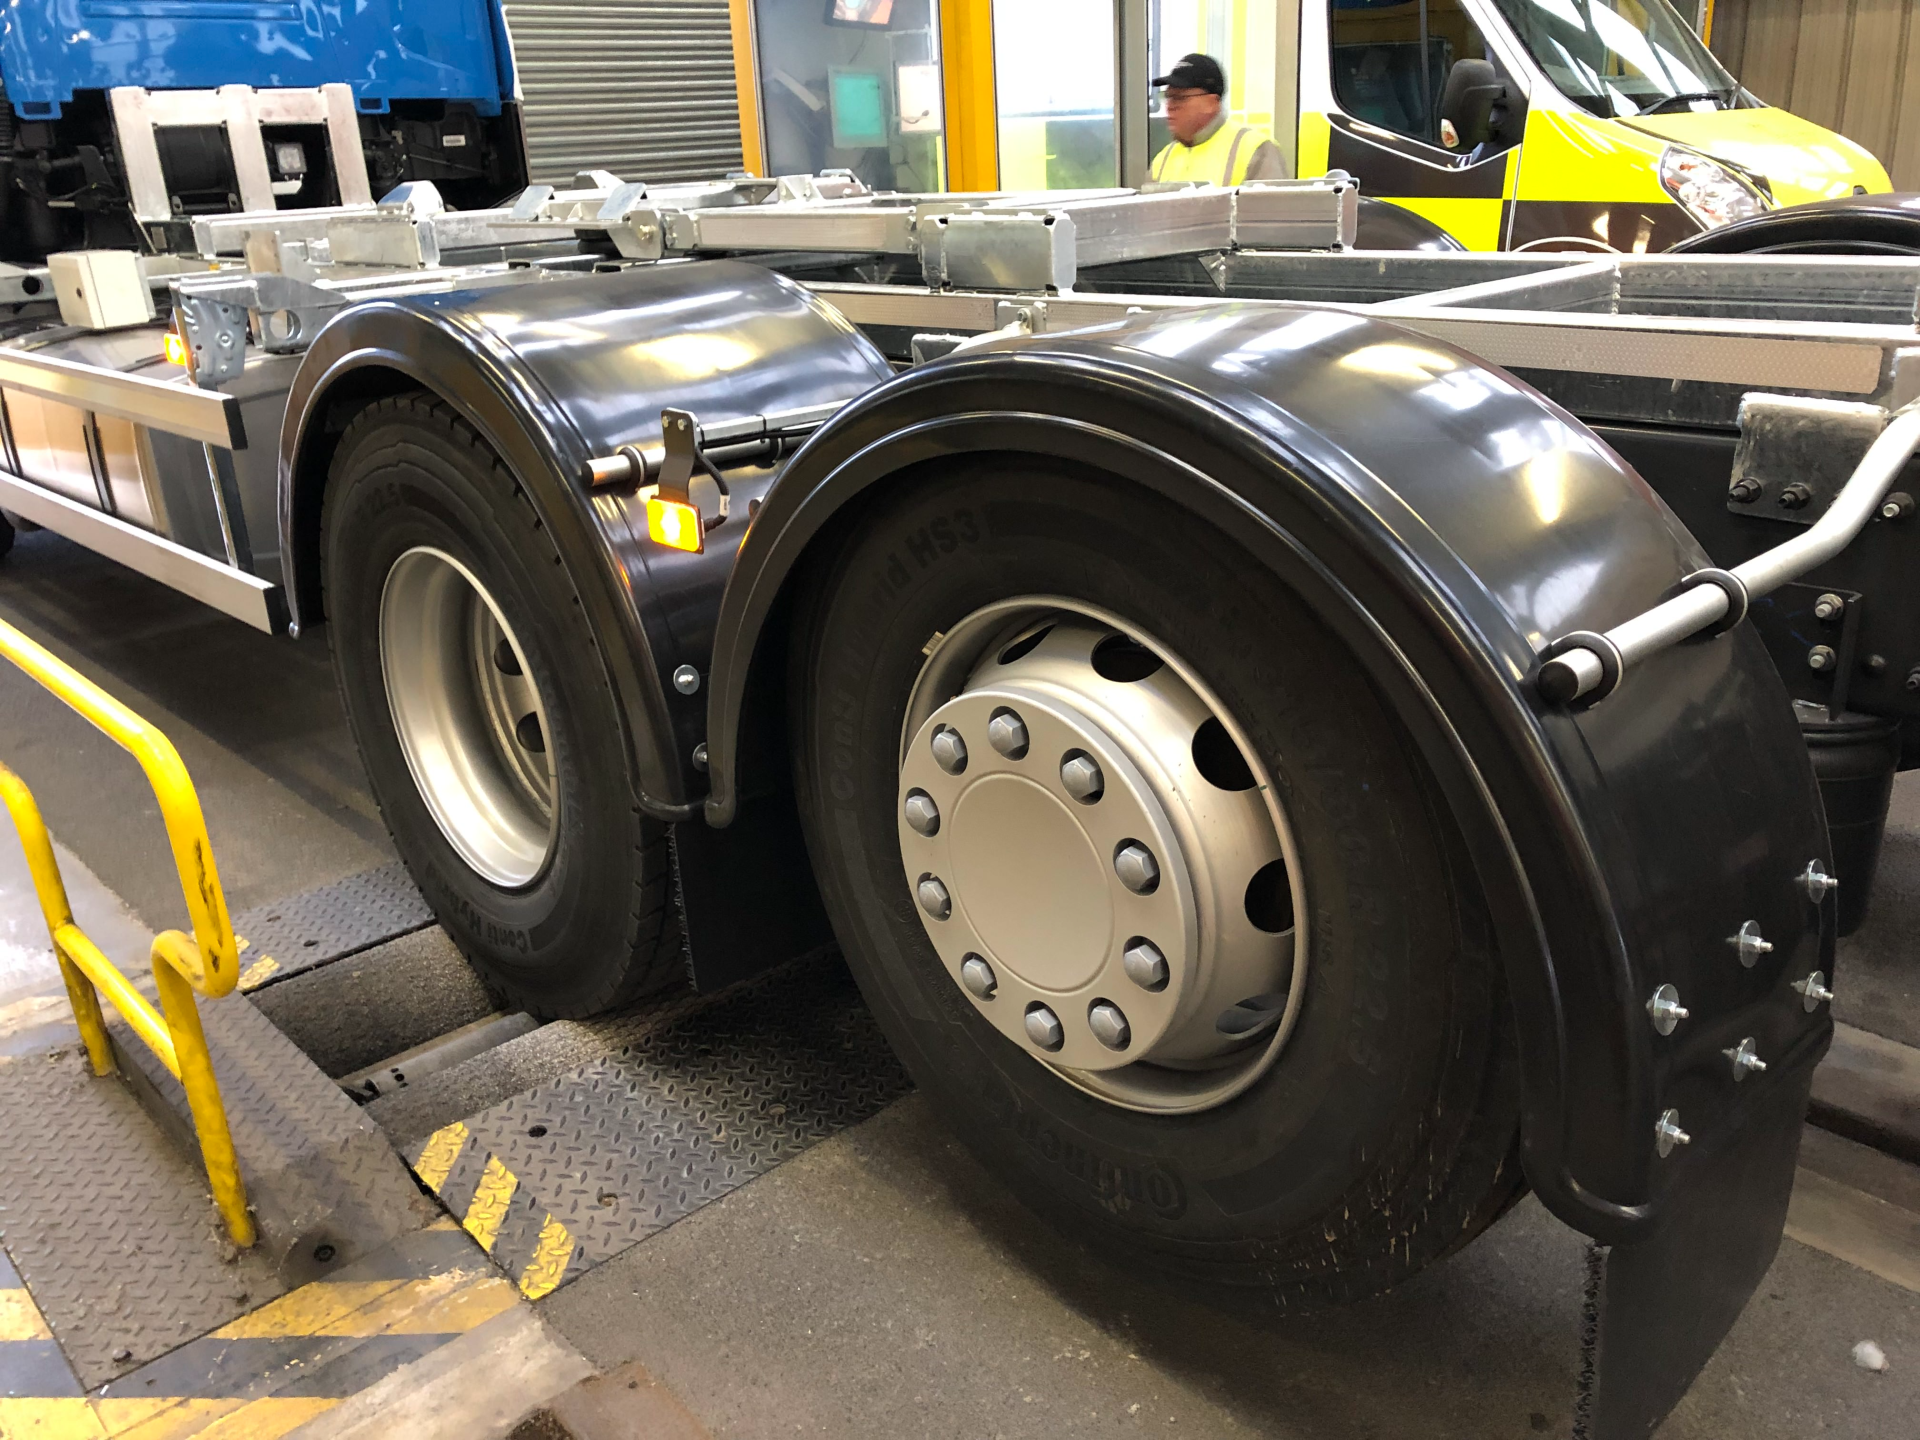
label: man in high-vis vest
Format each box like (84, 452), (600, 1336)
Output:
(1150, 53), (1288, 186)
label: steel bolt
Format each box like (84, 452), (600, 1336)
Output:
(1726, 920), (1774, 969)
(1087, 1000), (1132, 1050)
(1024, 1004), (1064, 1051)
(692, 742), (709, 772)
(672, 664), (701, 695)
(930, 725), (968, 775)
(1728, 478), (1762, 504)
(916, 875), (951, 921)
(1654, 1108), (1691, 1158)
(1123, 938), (1170, 991)
(1907, 666), (1920, 694)
(1792, 970), (1835, 1012)
(960, 954), (997, 999)
(1060, 752), (1105, 803)
(1799, 860), (1838, 902)
(1864, 653), (1888, 677)
(1725, 1037), (1767, 1081)
(1808, 645), (1837, 672)
(987, 708), (1030, 760)
(903, 789), (940, 837)
(1114, 842), (1160, 895)
(1646, 983), (1690, 1036)
(1813, 592), (1847, 622)
(1881, 490), (1915, 521)
(1778, 483), (1813, 511)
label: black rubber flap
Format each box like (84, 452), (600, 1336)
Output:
(1582, 1063), (1814, 1439)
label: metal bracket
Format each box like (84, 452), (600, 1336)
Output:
(658, 409), (731, 529)
(172, 290), (249, 385)
(1727, 393), (1890, 524)
(921, 211), (1079, 293)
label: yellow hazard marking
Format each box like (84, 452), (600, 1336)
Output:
(0, 1397), (109, 1439)
(461, 1156), (517, 1254)
(384, 1274), (519, 1335)
(235, 937), (250, 954)
(94, 1395), (333, 1440)
(517, 1217), (575, 1301)
(235, 957), (278, 991)
(0, 1286), (54, 1341)
(411, 1122), (468, 1192)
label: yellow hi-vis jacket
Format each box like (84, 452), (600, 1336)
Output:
(1151, 116), (1287, 186)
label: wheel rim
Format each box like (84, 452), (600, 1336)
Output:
(380, 546), (557, 889)
(897, 599), (1307, 1115)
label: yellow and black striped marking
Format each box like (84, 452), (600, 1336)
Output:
(0, 1221), (520, 1438)
(411, 1122), (585, 1301)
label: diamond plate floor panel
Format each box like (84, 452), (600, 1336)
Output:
(406, 961), (913, 1297)
(230, 862), (433, 992)
(0, 1048), (290, 1390)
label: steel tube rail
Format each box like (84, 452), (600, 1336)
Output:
(0, 346), (246, 448)
(1540, 404), (1920, 704)
(0, 615), (253, 1246)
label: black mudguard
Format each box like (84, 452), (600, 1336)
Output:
(277, 261), (890, 983)
(703, 303), (1835, 1432)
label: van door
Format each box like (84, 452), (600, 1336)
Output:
(1299, 0), (1524, 249)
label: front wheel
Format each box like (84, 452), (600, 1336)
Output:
(323, 392), (681, 1018)
(792, 459), (1524, 1309)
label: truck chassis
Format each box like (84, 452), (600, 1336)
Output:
(3, 173), (1916, 1435)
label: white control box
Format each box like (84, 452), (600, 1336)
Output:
(47, 250), (157, 330)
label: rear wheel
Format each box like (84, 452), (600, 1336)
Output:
(793, 459), (1524, 1309)
(323, 392), (681, 1018)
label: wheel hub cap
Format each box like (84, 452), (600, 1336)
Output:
(898, 618), (1296, 1106)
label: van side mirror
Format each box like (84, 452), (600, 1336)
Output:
(1438, 59), (1521, 151)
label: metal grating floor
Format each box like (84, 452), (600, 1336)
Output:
(405, 960), (913, 1298)
(230, 862), (433, 991)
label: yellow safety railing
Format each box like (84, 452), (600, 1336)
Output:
(0, 616), (253, 1246)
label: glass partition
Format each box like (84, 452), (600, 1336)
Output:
(992, 0), (1117, 189)
(752, 0), (946, 191)
(1147, 0), (1282, 164)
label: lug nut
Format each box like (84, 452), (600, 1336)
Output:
(903, 789), (940, 837)
(1113, 841), (1160, 894)
(1087, 1000), (1131, 1050)
(1726, 920), (1773, 969)
(1728, 478), (1762, 504)
(930, 725), (968, 774)
(1793, 970), (1835, 1012)
(1813, 592), (1846, 622)
(916, 875), (951, 921)
(1654, 1108), (1691, 1158)
(1799, 860), (1838, 902)
(1024, 1004), (1064, 1051)
(1122, 938), (1169, 991)
(960, 954), (997, 999)
(1725, 1037), (1767, 1081)
(1060, 751), (1104, 802)
(1808, 645), (1837, 672)
(987, 708), (1030, 759)
(1778, 482), (1813, 511)
(1646, 983), (1689, 1036)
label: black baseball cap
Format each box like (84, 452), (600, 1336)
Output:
(1152, 53), (1225, 95)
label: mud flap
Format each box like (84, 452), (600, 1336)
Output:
(670, 791), (835, 993)
(1579, 1061), (1817, 1439)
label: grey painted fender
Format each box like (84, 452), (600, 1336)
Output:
(702, 303), (1832, 1254)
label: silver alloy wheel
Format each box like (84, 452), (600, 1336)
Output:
(898, 599), (1307, 1115)
(380, 546), (557, 889)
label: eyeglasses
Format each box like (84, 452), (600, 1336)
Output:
(1162, 88), (1213, 107)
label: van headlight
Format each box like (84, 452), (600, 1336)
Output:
(1659, 147), (1769, 229)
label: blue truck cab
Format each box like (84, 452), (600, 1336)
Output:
(0, 0), (527, 259)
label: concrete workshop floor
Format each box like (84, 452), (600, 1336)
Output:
(4, 524), (1919, 1439)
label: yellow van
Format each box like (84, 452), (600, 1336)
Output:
(1296, 0), (1891, 251)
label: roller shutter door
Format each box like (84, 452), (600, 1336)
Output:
(503, 0), (745, 186)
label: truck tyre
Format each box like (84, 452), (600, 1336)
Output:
(322, 392), (681, 1018)
(792, 458), (1525, 1310)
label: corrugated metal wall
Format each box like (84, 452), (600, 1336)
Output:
(503, 0), (745, 185)
(1707, 0), (1920, 186)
